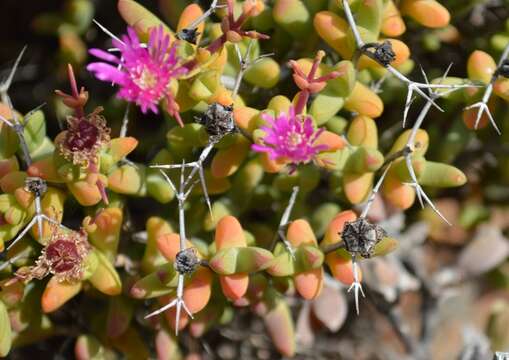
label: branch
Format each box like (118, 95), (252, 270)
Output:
(145, 163), (199, 334)
(463, 42), (509, 134)
(0, 47), (33, 168)
(348, 254), (365, 315)
(231, 40), (274, 100)
(119, 103), (130, 138)
(7, 178), (69, 251)
(269, 186), (300, 258)
(184, 0), (225, 32)
(341, 0), (475, 127)
(401, 68), (455, 225)
(151, 142), (215, 216)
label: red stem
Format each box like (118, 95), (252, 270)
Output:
(88, 161), (109, 205)
(67, 64), (85, 118)
(294, 90), (309, 115)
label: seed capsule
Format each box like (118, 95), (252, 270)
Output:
(174, 248), (200, 274)
(177, 28), (200, 45)
(341, 218), (386, 258)
(24, 177), (48, 197)
(196, 103), (237, 142)
(361, 41), (396, 68)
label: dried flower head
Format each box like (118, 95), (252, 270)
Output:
(57, 107), (110, 167)
(196, 103), (236, 142)
(362, 41), (396, 68)
(24, 177), (47, 197)
(174, 248), (199, 274)
(252, 106), (328, 166)
(177, 28), (200, 45)
(15, 227), (90, 283)
(87, 26), (188, 119)
(497, 59), (509, 78)
(341, 218), (386, 258)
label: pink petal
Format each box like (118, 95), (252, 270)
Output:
(87, 62), (127, 84)
(89, 48), (120, 63)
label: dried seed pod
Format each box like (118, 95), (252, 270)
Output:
(196, 103), (237, 142)
(497, 60), (509, 78)
(174, 248), (199, 274)
(24, 177), (48, 197)
(340, 218), (386, 258)
(58, 107), (111, 167)
(15, 227), (91, 283)
(177, 28), (200, 45)
(361, 41), (396, 67)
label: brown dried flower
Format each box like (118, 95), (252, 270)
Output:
(57, 107), (110, 167)
(15, 227), (91, 283)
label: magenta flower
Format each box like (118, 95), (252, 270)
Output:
(252, 107), (328, 166)
(87, 26), (187, 125)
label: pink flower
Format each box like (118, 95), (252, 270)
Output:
(87, 26), (187, 124)
(252, 107), (328, 166)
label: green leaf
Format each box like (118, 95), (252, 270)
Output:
(372, 237), (399, 257)
(263, 295), (295, 357)
(117, 0), (172, 39)
(418, 161), (467, 188)
(0, 124), (18, 160)
(130, 264), (178, 299)
(209, 247), (274, 275)
(65, 0), (95, 34)
(88, 249), (122, 296)
(267, 252), (295, 276)
(75, 335), (116, 360)
(327, 61), (356, 98)
(107, 296), (134, 338)
(309, 90), (344, 126)
(0, 301), (12, 357)
(22, 110), (46, 152)
(295, 245), (324, 272)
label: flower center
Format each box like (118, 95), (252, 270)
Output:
(45, 239), (81, 273)
(288, 132), (303, 147)
(65, 120), (100, 151)
(134, 66), (158, 90)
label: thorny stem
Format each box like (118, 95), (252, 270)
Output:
(118, 104), (139, 169)
(0, 48), (69, 252)
(119, 104), (130, 138)
(7, 211), (69, 251)
(0, 47), (33, 168)
(335, 63), (461, 314)
(231, 41), (274, 100)
(339, 160), (391, 316)
(152, 142), (215, 216)
(464, 42), (509, 134)
(404, 97), (451, 224)
(347, 254), (365, 315)
(320, 241), (346, 255)
(145, 163), (198, 334)
(341, 0), (474, 126)
(359, 164), (391, 219)
(185, 0), (224, 31)
(269, 186), (299, 258)
(0, 252), (26, 272)
(0, 96), (33, 167)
